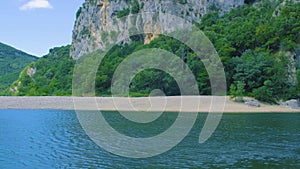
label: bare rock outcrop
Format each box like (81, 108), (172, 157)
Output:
(70, 0), (244, 59)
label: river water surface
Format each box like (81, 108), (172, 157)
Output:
(0, 110), (299, 168)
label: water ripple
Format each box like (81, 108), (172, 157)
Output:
(0, 110), (299, 168)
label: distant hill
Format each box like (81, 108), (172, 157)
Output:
(9, 45), (75, 96)
(0, 42), (37, 90)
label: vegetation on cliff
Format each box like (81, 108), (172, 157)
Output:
(0, 42), (37, 92)
(7, 46), (75, 96)
(3, 1), (300, 103)
(95, 0), (300, 101)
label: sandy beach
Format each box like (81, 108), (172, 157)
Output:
(0, 96), (299, 112)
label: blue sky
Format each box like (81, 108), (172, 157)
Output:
(0, 0), (84, 57)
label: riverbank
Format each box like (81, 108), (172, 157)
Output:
(0, 96), (299, 112)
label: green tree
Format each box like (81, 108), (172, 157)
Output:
(253, 80), (275, 103)
(230, 81), (245, 102)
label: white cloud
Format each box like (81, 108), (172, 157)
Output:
(19, 0), (53, 11)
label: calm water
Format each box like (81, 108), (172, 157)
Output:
(0, 110), (299, 168)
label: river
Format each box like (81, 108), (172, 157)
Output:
(0, 110), (299, 168)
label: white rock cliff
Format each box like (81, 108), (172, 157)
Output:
(70, 0), (244, 59)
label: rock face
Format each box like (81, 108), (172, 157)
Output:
(245, 100), (261, 107)
(71, 0), (244, 59)
(286, 99), (300, 109)
(26, 67), (36, 77)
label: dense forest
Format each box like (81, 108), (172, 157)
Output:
(5, 46), (75, 96)
(5, 0), (300, 103)
(200, 0), (300, 102)
(0, 42), (37, 92)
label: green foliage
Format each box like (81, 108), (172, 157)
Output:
(0, 42), (37, 91)
(230, 81), (245, 102)
(116, 0), (144, 18)
(95, 35), (209, 96)
(131, 0), (141, 14)
(244, 0), (256, 4)
(8, 46), (75, 96)
(178, 0), (187, 4)
(252, 80), (275, 103)
(80, 26), (90, 37)
(76, 7), (82, 19)
(199, 1), (300, 102)
(117, 8), (130, 18)
(295, 69), (300, 98)
(231, 50), (273, 92)
(3, 0), (300, 103)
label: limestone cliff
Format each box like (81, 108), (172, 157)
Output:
(71, 0), (244, 59)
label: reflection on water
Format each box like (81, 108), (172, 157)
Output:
(0, 110), (299, 168)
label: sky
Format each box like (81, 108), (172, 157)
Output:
(0, 0), (85, 57)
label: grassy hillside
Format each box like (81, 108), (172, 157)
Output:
(0, 42), (37, 91)
(8, 45), (75, 96)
